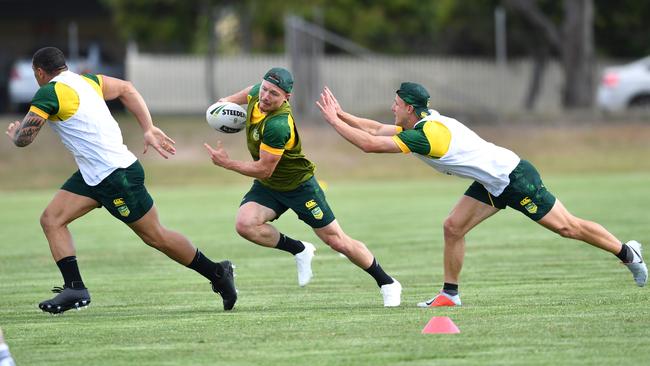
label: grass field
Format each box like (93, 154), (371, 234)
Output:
(1, 115), (649, 365)
(1, 174), (649, 365)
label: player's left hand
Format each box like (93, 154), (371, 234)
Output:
(144, 126), (176, 159)
(316, 89), (339, 125)
(323, 86), (343, 114)
(204, 141), (230, 168)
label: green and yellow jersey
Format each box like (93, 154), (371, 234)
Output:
(245, 83), (315, 191)
(27, 71), (136, 185)
(390, 110), (520, 196)
(29, 73), (103, 121)
(392, 120), (452, 158)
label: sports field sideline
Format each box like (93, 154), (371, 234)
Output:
(1, 115), (649, 365)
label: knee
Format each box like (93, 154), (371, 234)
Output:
(136, 226), (167, 249)
(323, 235), (349, 254)
(40, 209), (61, 232)
(235, 218), (256, 240)
(138, 232), (158, 249)
(443, 217), (465, 241)
(555, 221), (581, 239)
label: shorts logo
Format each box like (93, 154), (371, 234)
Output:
(311, 207), (323, 220)
(114, 198), (130, 217)
(117, 205), (131, 217)
(520, 196), (538, 214)
(305, 200), (322, 219)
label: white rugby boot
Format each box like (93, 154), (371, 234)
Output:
(417, 292), (462, 307)
(380, 278), (402, 307)
(295, 242), (316, 287)
(623, 240), (647, 287)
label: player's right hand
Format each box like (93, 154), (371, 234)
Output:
(5, 121), (20, 141)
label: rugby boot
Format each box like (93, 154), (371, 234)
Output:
(211, 260), (238, 310)
(380, 278), (402, 307)
(417, 291), (461, 307)
(295, 242), (316, 287)
(38, 283), (91, 314)
(623, 240), (647, 287)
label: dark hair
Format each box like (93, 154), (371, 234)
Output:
(32, 47), (67, 74)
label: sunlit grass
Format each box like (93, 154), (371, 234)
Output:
(1, 175), (649, 365)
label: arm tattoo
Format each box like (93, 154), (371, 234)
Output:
(14, 112), (46, 147)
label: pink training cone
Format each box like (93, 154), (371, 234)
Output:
(421, 316), (460, 334)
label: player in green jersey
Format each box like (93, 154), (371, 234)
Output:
(204, 67), (402, 307)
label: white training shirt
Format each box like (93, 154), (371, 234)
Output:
(46, 71), (137, 185)
(394, 110), (520, 196)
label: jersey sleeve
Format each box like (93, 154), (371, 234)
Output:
(29, 82), (59, 119)
(247, 83), (261, 103)
(82, 73), (102, 87)
(392, 129), (431, 155)
(82, 73), (104, 99)
(260, 114), (291, 155)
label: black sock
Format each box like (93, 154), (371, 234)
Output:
(364, 258), (394, 287)
(443, 282), (459, 296)
(187, 250), (222, 282)
(275, 233), (305, 255)
(56, 256), (85, 289)
(616, 243), (635, 263)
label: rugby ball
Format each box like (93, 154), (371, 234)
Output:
(206, 101), (247, 133)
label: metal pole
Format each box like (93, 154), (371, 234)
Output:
(495, 6), (507, 67)
(68, 22), (79, 61)
(206, 2), (218, 102)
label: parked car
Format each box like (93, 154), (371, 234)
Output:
(8, 45), (122, 111)
(597, 56), (650, 112)
(7, 59), (38, 111)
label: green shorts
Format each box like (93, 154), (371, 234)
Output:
(464, 159), (556, 221)
(61, 160), (154, 224)
(241, 176), (335, 229)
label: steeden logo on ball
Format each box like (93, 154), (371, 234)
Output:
(206, 101), (247, 133)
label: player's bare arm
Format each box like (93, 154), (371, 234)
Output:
(204, 142), (282, 179)
(6, 112), (47, 147)
(101, 75), (176, 158)
(339, 110), (399, 137)
(219, 86), (253, 105)
(317, 92), (400, 154)
(323, 87), (398, 136)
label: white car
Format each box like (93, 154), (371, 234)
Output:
(9, 59), (102, 111)
(8, 46), (121, 111)
(597, 56), (650, 112)
(8, 59), (40, 110)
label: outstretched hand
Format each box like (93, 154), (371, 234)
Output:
(316, 87), (340, 126)
(143, 126), (176, 159)
(322, 86), (343, 114)
(204, 141), (230, 168)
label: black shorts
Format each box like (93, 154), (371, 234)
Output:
(241, 176), (335, 229)
(464, 159), (556, 221)
(61, 161), (154, 223)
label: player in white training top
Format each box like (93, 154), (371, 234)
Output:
(317, 83), (646, 307)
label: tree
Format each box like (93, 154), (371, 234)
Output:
(594, 0), (650, 57)
(102, 0), (205, 53)
(505, 0), (595, 108)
